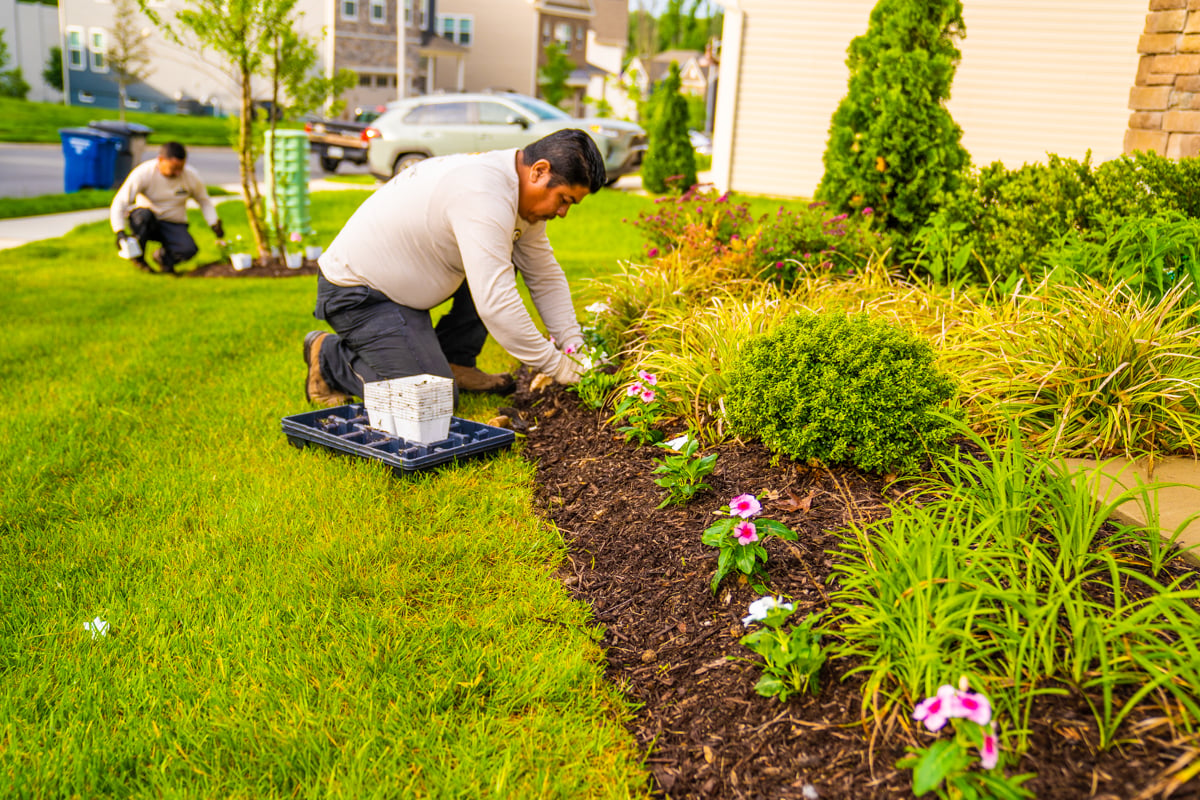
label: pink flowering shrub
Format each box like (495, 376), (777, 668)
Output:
(701, 493), (798, 594)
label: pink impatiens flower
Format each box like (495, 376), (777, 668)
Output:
(638, 370), (658, 385)
(729, 494), (761, 519)
(625, 382), (643, 397)
(733, 520), (758, 545)
(640, 387), (656, 403)
(980, 727), (1000, 769)
(913, 685), (960, 732)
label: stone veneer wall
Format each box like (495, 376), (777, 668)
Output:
(1127, 0), (1200, 158)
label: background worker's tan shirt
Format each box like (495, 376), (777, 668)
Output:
(110, 160), (219, 232)
(318, 149), (584, 378)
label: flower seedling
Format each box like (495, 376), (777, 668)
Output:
(701, 493), (798, 593)
(611, 371), (663, 445)
(565, 343), (621, 410)
(652, 432), (718, 508)
(897, 681), (1034, 800)
(737, 597), (825, 701)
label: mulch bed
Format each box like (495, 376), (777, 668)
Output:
(508, 369), (1200, 800)
(185, 258), (319, 278)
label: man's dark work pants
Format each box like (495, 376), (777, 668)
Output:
(128, 208), (197, 269)
(313, 272), (488, 401)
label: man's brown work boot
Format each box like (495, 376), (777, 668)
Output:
(303, 331), (351, 407)
(449, 364), (516, 395)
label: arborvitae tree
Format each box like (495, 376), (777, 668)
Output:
(815, 0), (969, 235)
(0, 32), (30, 99)
(42, 46), (64, 93)
(641, 62), (696, 194)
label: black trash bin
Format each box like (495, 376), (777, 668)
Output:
(87, 120), (154, 187)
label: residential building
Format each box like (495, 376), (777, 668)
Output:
(430, 0), (599, 114)
(0, 0), (61, 103)
(712, 0), (1151, 198)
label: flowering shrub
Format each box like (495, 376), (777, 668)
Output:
(897, 681), (1033, 799)
(630, 188), (882, 288)
(651, 432), (718, 508)
(701, 493), (798, 593)
(738, 597), (825, 701)
(610, 371), (663, 445)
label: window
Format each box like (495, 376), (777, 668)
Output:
(403, 101), (469, 125)
(542, 20), (550, 44)
(403, 0), (411, 24)
(575, 24), (584, 49)
(374, 74), (388, 87)
(437, 14), (472, 46)
(78, 91), (95, 104)
(478, 102), (522, 125)
(554, 22), (572, 47)
(370, 0), (385, 24)
(341, 0), (358, 21)
(66, 27), (85, 71)
(358, 74), (372, 86)
(89, 28), (108, 73)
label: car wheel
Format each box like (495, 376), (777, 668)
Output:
(320, 157), (341, 173)
(393, 153), (427, 176)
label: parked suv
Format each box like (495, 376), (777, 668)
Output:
(364, 92), (646, 185)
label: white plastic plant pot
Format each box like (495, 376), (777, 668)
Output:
(305, 245), (323, 260)
(118, 238), (142, 259)
(285, 251), (304, 269)
(394, 413), (451, 444)
(366, 407), (398, 435)
(230, 253), (253, 271)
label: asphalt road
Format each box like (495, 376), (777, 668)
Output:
(0, 142), (371, 198)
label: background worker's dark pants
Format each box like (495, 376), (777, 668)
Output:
(128, 208), (198, 269)
(313, 272), (488, 401)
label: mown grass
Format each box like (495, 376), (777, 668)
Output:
(0, 186), (233, 221)
(0, 187), (656, 797)
(0, 98), (239, 146)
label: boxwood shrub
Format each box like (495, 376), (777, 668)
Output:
(725, 312), (958, 474)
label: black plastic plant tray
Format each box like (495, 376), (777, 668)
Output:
(281, 403), (515, 474)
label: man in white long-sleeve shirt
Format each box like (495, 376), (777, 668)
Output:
(304, 129), (604, 406)
(110, 141), (224, 274)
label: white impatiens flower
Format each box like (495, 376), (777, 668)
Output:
(663, 434), (690, 451)
(741, 596), (794, 626)
(83, 617), (110, 638)
(585, 301), (611, 315)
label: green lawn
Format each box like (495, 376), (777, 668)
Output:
(0, 97), (280, 146)
(0, 187), (656, 798)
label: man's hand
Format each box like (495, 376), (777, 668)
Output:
(115, 231), (127, 251)
(550, 351), (585, 385)
(211, 220), (225, 239)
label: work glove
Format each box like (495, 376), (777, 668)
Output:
(550, 351), (585, 385)
(114, 230), (127, 251)
(211, 220), (225, 239)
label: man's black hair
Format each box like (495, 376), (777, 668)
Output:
(522, 129), (606, 194)
(159, 141), (188, 161)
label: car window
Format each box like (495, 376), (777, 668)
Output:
(504, 94), (570, 121)
(477, 102), (524, 126)
(404, 101), (471, 125)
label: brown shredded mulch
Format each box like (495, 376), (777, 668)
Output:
(509, 369), (1200, 800)
(185, 258), (319, 278)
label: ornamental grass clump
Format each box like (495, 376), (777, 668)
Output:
(725, 311), (959, 474)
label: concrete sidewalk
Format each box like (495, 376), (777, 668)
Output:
(0, 179), (374, 251)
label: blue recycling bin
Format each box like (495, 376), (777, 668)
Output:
(59, 127), (121, 193)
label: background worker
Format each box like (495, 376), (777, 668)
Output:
(304, 128), (604, 407)
(111, 141), (224, 274)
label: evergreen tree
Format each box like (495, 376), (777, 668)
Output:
(815, 0), (969, 235)
(0, 31), (30, 99)
(42, 46), (63, 93)
(538, 42), (572, 109)
(641, 62), (696, 195)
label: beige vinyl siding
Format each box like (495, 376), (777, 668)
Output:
(721, 0), (1145, 199)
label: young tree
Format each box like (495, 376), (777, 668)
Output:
(0, 31), (31, 99)
(538, 42), (572, 109)
(815, 0), (969, 236)
(42, 46), (63, 93)
(108, 0), (153, 121)
(140, 0), (349, 258)
(640, 62), (696, 195)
